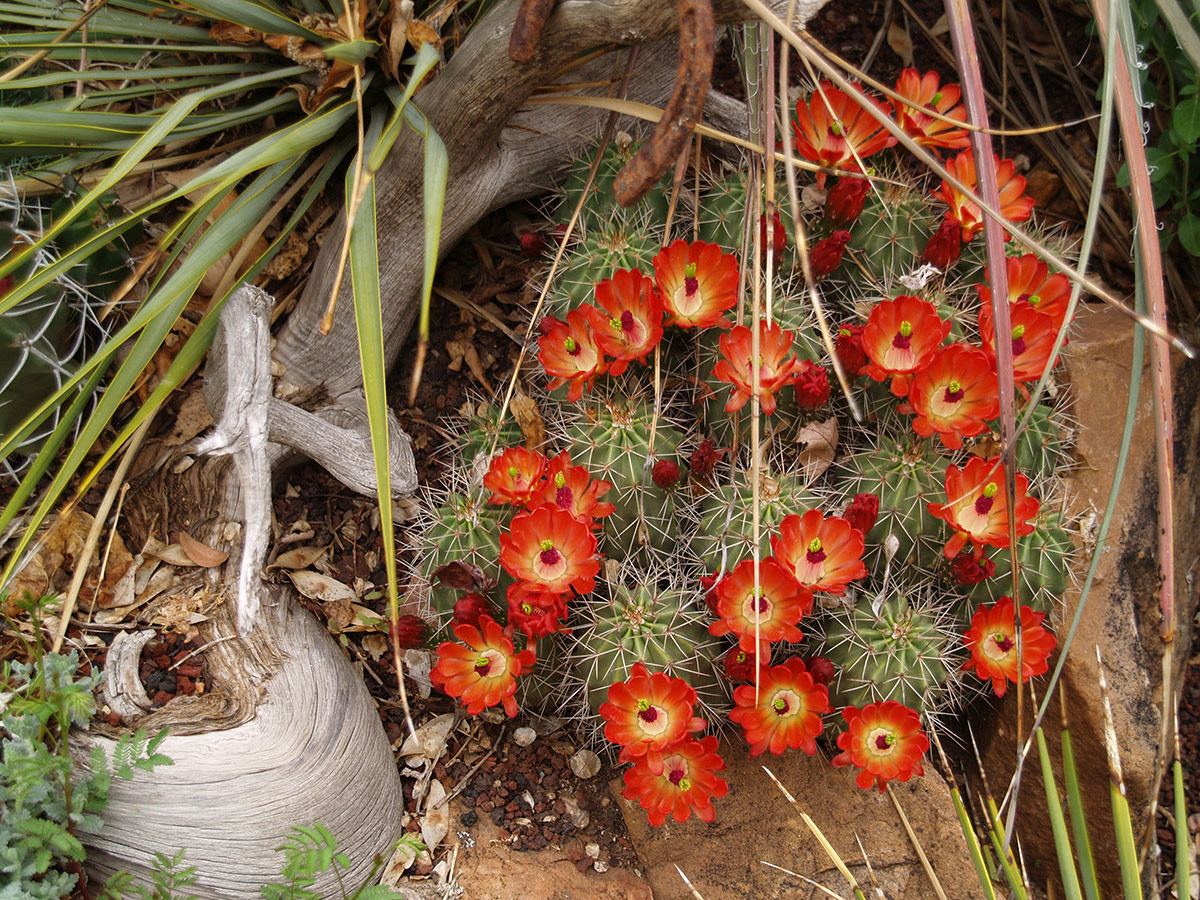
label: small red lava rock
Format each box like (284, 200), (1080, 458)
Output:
(176, 676), (195, 695)
(106, 712), (122, 727)
(177, 663), (203, 679)
(151, 690), (173, 706)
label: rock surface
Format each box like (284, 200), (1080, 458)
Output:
(977, 304), (1200, 890)
(452, 810), (654, 900)
(615, 738), (989, 900)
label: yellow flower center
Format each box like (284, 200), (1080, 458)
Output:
(540, 539), (555, 552)
(899, 320), (913, 338)
(983, 482), (999, 499)
(554, 472), (566, 489)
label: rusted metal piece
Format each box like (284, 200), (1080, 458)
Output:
(613, 0), (715, 207)
(509, 0), (558, 64)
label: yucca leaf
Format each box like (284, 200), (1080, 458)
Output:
(1035, 729), (1084, 900)
(401, 99), (447, 352)
(171, 0), (318, 39)
(949, 785), (998, 900)
(1061, 729), (1101, 900)
(1175, 759), (1190, 900)
(324, 38), (380, 65)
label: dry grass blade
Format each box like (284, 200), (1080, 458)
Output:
(887, 784), (949, 900)
(675, 864), (708, 900)
(761, 861), (852, 900)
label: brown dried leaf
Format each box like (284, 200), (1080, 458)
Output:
(887, 20), (914, 67)
(9, 508), (134, 610)
(796, 418), (839, 479)
(362, 631), (389, 660)
(143, 538), (200, 567)
(178, 531), (230, 568)
(286, 570), (356, 603)
(379, 0), (412, 82)
(270, 545), (329, 570)
(405, 18), (441, 52)
(432, 560), (493, 592)
(209, 20), (262, 45)
(510, 388), (545, 451)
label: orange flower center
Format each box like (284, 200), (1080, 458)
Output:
(741, 592), (772, 622)
(636, 699), (669, 735)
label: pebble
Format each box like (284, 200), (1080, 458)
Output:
(568, 749), (600, 779)
(513, 727), (537, 746)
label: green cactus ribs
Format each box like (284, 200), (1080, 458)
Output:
(416, 487), (513, 623)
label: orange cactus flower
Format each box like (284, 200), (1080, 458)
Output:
(537, 450), (616, 523)
(963, 596), (1056, 697)
(928, 456), (1040, 559)
(907, 343), (999, 450)
(431, 615), (537, 718)
(861, 295), (952, 397)
(792, 82), (897, 188)
(499, 504), (599, 594)
(537, 308), (607, 402)
(832, 700), (930, 792)
(711, 320), (803, 416)
(730, 657), (832, 757)
(723, 646), (758, 682)
(978, 302), (1060, 386)
(653, 239), (740, 329)
(585, 268), (664, 375)
(708, 558), (812, 654)
(599, 662), (706, 773)
(621, 735), (729, 826)
(933, 152), (1035, 243)
(483, 446), (547, 506)
(771, 509), (868, 595)
(978, 253), (1073, 334)
(505, 581), (569, 639)
(891, 69), (970, 152)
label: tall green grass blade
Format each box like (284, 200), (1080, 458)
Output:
(1175, 759), (1190, 900)
(1036, 728), (1084, 900)
(949, 785), (998, 900)
(1111, 783), (1144, 900)
(1062, 729), (1102, 900)
(985, 796), (1030, 900)
(402, 99), (447, 351)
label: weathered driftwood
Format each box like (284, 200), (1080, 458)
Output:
(77, 0), (831, 895)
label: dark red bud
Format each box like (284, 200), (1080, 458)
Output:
(843, 493), (880, 536)
(652, 459), (681, 489)
(803, 656), (836, 685)
(520, 232), (547, 258)
(391, 614), (430, 649)
(453, 592), (493, 629)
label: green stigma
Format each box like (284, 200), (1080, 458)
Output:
(947, 379), (961, 394)
(554, 472), (566, 489)
(807, 537), (823, 553)
(898, 320), (913, 338)
(931, 91), (943, 105)
(772, 698), (787, 712)
(540, 538), (555, 552)
(563, 336), (577, 352)
(508, 465), (519, 478)
(684, 262), (697, 279)
(637, 698), (651, 712)
(983, 482), (999, 498)
(1011, 324), (1026, 339)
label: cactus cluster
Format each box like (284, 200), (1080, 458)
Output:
(410, 73), (1080, 823)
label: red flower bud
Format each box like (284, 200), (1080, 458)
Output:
(723, 646), (758, 682)
(826, 176), (871, 226)
(689, 439), (726, 486)
(834, 322), (868, 377)
(803, 655), (836, 685)
(699, 572), (720, 616)
(519, 232), (547, 258)
(538, 315), (561, 337)
(950, 553), (996, 586)
(809, 230), (851, 279)
(759, 211), (787, 261)
(391, 614), (430, 649)
(843, 493), (880, 536)
(922, 216), (963, 270)
(453, 592), (494, 629)
(651, 459), (681, 489)
(794, 362), (831, 409)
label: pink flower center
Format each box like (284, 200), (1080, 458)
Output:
(892, 320), (914, 351)
(942, 380), (964, 403)
(875, 733), (895, 751)
(806, 537), (826, 565)
(474, 655), (491, 675)
(620, 310), (635, 333)
(1011, 324), (1027, 356)
(556, 485), (574, 509)
(669, 766), (687, 786)
(773, 697), (789, 715)
(993, 632), (1014, 653)
(540, 547), (561, 566)
(974, 495), (994, 516)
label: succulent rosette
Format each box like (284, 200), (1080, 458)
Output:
(599, 661), (706, 772)
(431, 615), (536, 717)
(620, 735), (729, 826)
(499, 505), (599, 594)
(653, 239), (739, 328)
(928, 456), (1040, 559)
(771, 509), (868, 594)
(730, 657), (831, 757)
(963, 596), (1057, 697)
(712, 320), (802, 415)
(861, 295), (951, 397)
(707, 558), (812, 654)
(832, 701), (930, 792)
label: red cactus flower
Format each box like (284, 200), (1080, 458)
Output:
(792, 82), (897, 187)
(809, 230), (851, 279)
(826, 174), (872, 226)
(519, 232), (547, 258)
(760, 210), (787, 261)
(928, 456), (1040, 559)
(921, 216), (963, 270)
(832, 700), (930, 792)
(977, 253), (1074, 335)
(652, 459), (681, 489)
(599, 661), (706, 772)
(537, 450), (616, 523)
(723, 646), (758, 682)
(392, 614), (430, 649)
(949, 552), (996, 586)
(843, 492), (880, 536)
(978, 303), (1060, 386)
(963, 596), (1057, 697)
(892, 68), (970, 152)
(803, 655), (836, 685)
(730, 657), (831, 756)
(772, 509), (868, 594)
(506, 581), (569, 639)
(708, 558), (813, 654)
(794, 361), (831, 410)
(453, 592), (495, 629)
(621, 735), (729, 827)
(689, 440), (726, 486)
(537, 309), (606, 401)
(431, 615), (536, 717)
(906, 343), (1000, 450)
(499, 505), (599, 594)
(834, 322), (868, 376)
(699, 572), (721, 615)
(653, 239), (740, 329)
(933, 152), (1035, 243)
(483, 446), (547, 507)
(861, 295), (951, 397)
(712, 320), (803, 416)
(586, 268), (664, 375)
